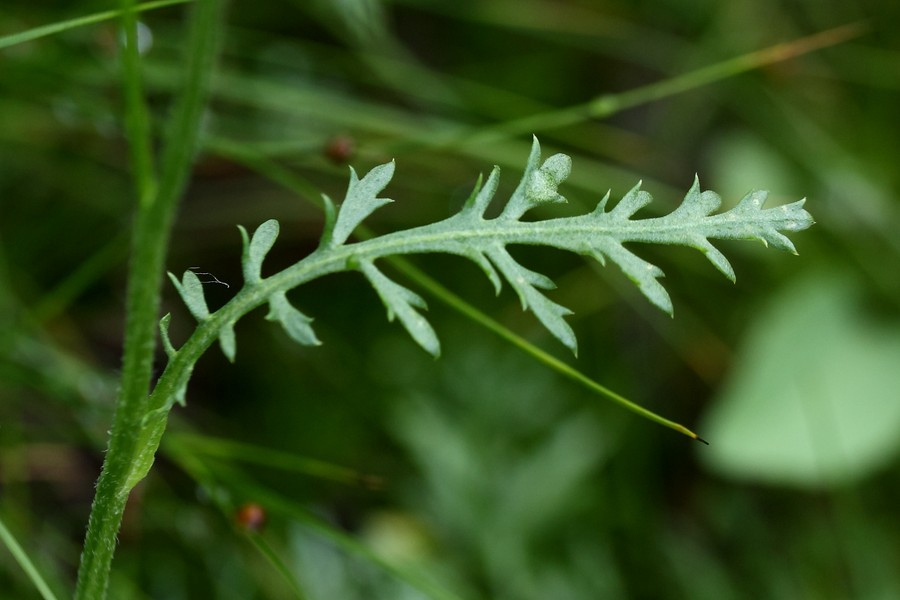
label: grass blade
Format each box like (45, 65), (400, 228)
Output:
(0, 0), (192, 51)
(0, 515), (61, 600)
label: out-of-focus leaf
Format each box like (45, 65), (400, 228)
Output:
(699, 273), (900, 488)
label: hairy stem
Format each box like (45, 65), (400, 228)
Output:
(73, 1), (225, 598)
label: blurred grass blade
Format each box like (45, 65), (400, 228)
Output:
(0, 0), (192, 51)
(31, 234), (128, 323)
(166, 432), (384, 487)
(588, 21), (869, 117)
(463, 21), (868, 144)
(121, 0), (158, 207)
(0, 516), (60, 600)
(244, 535), (308, 600)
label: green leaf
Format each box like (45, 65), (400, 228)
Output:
(241, 219), (280, 284)
(589, 239), (673, 315)
(173, 366), (192, 407)
(312, 148), (809, 353)
(699, 273), (900, 488)
(168, 269), (210, 322)
(151, 362), (194, 410)
(219, 323), (236, 362)
(265, 291), (321, 347)
(329, 161), (395, 247)
(461, 171), (486, 216)
(608, 181), (653, 220)
(525, 153), (571, 204)
(547, 176), (811, 315)
(159, 313), (177, 359)
(728, 191), (809, 252)
(159, 143), (812, 364)
(359, 261), (440, 357)
(150, 137), (812, 450)
(500, 137), (570, 220)
(667, 175), (722, 219)
(484, 244), (577, 353)
(317, 194), (338, 250)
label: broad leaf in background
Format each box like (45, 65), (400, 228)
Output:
(699, 273), (900, 488)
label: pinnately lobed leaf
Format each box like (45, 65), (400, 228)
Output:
(167, 136), (813, 367)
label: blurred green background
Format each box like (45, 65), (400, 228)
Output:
(2, 0), (900, 598)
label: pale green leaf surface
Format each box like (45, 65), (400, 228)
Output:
(501, 141), (570, 220)
(498, 135), (542, 221)
(241, 219), (280, 284)
(219, 323), (236, 362)
(227, 137), (807, 357)
(524, 153), (571, 204)
(608, 181), (652, 220)
(159, 313), (176, 359)
(484, 244), (577, 353)
(359, 261), (440, 357)
(168, 269), (209, 321)
(699, 273), (900, 488)
(330, 161), (395, 247)
(161, 137), (811, 413)
(173, 368), (191, 407)
(461, 170), (495, 218)
(590, 239), (673, 315)
(317, 194), (338, 249)
(265, 291), (321, 346)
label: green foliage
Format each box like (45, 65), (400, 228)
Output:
(164, 137), (811, 363)
(8, 1), (892, 598)
(701, 272), (900, 487)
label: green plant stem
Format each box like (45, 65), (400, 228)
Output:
(73, 1), (225, 598)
